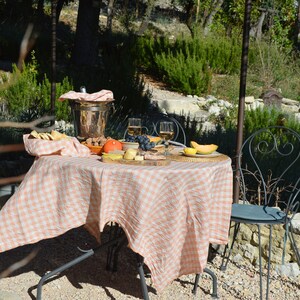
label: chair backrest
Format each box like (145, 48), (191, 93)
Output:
(143, 113), (186, 146)
(237, 126), (300, 213)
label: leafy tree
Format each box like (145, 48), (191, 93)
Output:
(137, 0), (156, 36)
(172, 0), (225, 35)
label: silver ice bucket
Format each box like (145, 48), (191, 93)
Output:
(71, 100), (114, 140)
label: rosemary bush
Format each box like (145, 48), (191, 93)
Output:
(0, 53), (73, 122)
(136, 33), (242, 95)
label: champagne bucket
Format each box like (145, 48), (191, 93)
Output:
(71, 100), (114, 140)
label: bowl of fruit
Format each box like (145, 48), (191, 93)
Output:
(85, 144), (103, 155)
(81, 136), (109, 155)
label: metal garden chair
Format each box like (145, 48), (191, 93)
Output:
(220, 126), (300, 300)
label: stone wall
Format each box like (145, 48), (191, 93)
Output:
(214, 214), (300, 277)
(149, 82), (300, 131)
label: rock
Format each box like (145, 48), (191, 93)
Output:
(239, 224), (253, 241)
(247, 99), (264, 110)
(261, 89), (283, 108)
(0, 291), (22, 300)
(282, 104), (299, 113)
(282, 98), (300, 106)
(208, 105), (221, 115)
(245, 96), (255, 104)
(201, 121), (216, 132)
(241, 243), (256, 262)
(206, 95), (217, 101)
(291, 213), (300, 234)
(232, 253), (243, 264)
(145, 78), (300, 134)
(275, 263), (300, 278)
(196, 96), (206, 102)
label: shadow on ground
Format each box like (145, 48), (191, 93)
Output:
(0, 226), (156, 299)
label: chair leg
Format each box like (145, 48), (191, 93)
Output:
(192, 274), (200, 295)
(192, 268), (218, 298)
(106, 223), (124, 271)
(136, 254), (149, 300)
(220, 222), (240, 271)
(257, 225), (263, 300)
(266, 225), (273, 300)
(106, 232), (128, 272)
(37, 249), (94, 300)
(36, 236), (124, 300)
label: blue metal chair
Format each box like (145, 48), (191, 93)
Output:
(220, 126), (300, 300)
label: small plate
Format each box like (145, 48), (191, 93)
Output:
(181, 151), (222, 158)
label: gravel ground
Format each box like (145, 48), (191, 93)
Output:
(0, 226), (300, 300)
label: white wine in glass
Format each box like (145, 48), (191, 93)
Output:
(128, 118), (142, 136)
(159, 121), (174, 155)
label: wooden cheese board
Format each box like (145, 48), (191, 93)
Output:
(101, 156), (171, 166)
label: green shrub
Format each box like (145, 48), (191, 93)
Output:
(155, 48), (212, 95)
(40, 75), (73, 121)
(244, 106), (300, 136)
(248, 41), (300, 100)
(135, 34), (242, 95)
(0, 53), (73, 122)
(136, 34), (242, 76)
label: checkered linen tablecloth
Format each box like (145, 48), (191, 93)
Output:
(23, 134), (91, 157)
(0, 155), (233, 292)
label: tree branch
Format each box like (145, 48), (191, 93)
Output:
(0, 248), (39, 279)
(0, 116), (55, 131)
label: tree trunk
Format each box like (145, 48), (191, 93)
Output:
(195, 0), (200, 23)
(71, 0), (101, 66)
(297, 0), (300, 49)
(184, 1), (197, 36)
(203, 0), (224, 35)
(107, 0), (115, 33)
(137, 0), (156, 36)
(250, 11), (266, 40)
(56, 0), (66, 23)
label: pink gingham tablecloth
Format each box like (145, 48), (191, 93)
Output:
(23, 134), (91, 157)
(0, 155), (233, 292)
(58, 90), (114, 102)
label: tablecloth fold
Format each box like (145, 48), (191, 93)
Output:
(58, 90), (114, 102)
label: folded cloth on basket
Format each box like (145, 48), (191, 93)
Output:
(23, 134), (91, 157)
(58, 90), (114, 102)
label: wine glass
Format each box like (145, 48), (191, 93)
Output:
(127, 118), (142, 136)
(159, 121), (174, 155)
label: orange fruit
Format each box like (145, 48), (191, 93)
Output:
(103, 139), (122, 153)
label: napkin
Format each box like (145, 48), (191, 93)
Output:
(23, 134), (91, 157)
(58, 90), (114, 102)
